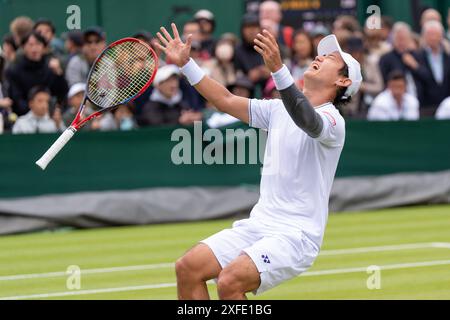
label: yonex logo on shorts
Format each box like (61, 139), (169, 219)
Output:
(261, 254), (271, 264)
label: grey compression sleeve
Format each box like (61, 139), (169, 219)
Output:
(279, 84), (324, 138)
(272, 65), (323, 138)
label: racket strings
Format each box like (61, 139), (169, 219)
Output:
(88, 41), (156, 108)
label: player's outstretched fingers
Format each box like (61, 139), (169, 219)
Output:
(160, 27), (173, 42)
(254, 44), (264, 56)
(154, 41), (167, 53)
(258, 31), (277, 52)
(171, 23), (180, 40)
(254, 38), (269, 51)
(156, 32), (168, 46)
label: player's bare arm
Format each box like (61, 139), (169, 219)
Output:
(155, 23), (249, 123)
(254, 30), (324, 138)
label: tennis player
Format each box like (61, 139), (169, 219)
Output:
(156, 23), (362, 300)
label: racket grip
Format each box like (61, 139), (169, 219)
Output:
(35, 127), (77, 170)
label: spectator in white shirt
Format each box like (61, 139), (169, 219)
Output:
(12, 86), (65, 134)
(435, 97), (450, 119)
(368, 71), (419, 121)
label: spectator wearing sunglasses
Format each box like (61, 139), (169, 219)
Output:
(65, 27), (106, 87)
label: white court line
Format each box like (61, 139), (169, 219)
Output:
(0, 263), (174, 281)
(1, 242), (449, 282)
(1, 259), (450, 300)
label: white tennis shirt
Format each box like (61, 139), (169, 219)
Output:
(249, 98), (345, 248)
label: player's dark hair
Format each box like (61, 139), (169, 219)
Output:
(33, 18), (56, 34)
(333, 64), (352, 108)
(28, 85), (51, 102)
(21, 30), (48, 47)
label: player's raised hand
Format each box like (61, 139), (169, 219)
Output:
(254, 29), (283, 73)
(155, 23), (192, 68)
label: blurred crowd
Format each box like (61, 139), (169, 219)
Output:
(1, 1), (450, 135)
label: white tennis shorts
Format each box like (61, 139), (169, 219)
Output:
(200, 217), (320, 295)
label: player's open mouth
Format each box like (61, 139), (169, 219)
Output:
(311, 62), (320, 71)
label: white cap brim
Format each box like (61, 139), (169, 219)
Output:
(317, 35), (363, 98)
(154, 64), (180, 85)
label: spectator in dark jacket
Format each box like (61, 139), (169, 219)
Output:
(379, 22), (420, 98)
(234, 13), (270, 90)
(137, 65), (202, 126)
(194, 9), (217, 57)
(403, 21), (450, 113)
(5, 31), (68, 116)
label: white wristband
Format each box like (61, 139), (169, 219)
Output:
(271, 64), (295, 91)
(180, 58), (205, 86)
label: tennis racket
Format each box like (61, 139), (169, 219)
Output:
(36, 37), (158, 170)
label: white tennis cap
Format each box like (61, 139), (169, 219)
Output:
(154, 64), (180, 85)
(317, 35), (363, 98)
(67, 83), (86, 99)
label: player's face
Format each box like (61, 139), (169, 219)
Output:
(304, 51), (346, 86)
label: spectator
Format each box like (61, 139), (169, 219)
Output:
(380, 16), (394, 43)
(447, 9), (450, 40)
(137, 65), (201, 126)
(286, 29), (314, 89)
(202, 35), (237, 87)
(65, 27), (106, 87)
(260, 18), (290, 59)
(234, 13), (270, 89)
(0, 68), (14, 131)
(63, 83), (96, 131)
(63, 30), (83, 65)
(180, 21), (208, 110)
(5, 31), (68, 116)
(227, 76), (254, 98)
(2, 35), (18, 71)
(133, 30), (165, 65)
(98, 104), (137, 131)
(206, 76), (254, 128)
(368, 71), (419, 121)
(310, 24), (330, 56)
(181, 20), (210, 62)
(363, 17), (391, 61)
(343, 36), (383, 118)
(333, 15), (362, 44)
(379, 22), (419, 97)
(9, 16), (34, 47)
(12, 86), (65, 134)
(404, 21), (450, 114)
(418, 9), (450, 53)
(33, 18), (65, 58)
(259, 0), (294, 48)
(435, 97), (450, 119)
(262, 78), (280, 99)
(194, 9), (217, 56)
(420, 8), (442, 27)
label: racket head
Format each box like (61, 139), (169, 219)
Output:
(86, 37), (158, 110)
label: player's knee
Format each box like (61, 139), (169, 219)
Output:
(175, 256), (195, 281)
(217, 269), (243, 299)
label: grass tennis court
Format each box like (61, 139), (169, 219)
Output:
(0, 205), (449, 300)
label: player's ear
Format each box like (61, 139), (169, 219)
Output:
(335, 77), (352, 89)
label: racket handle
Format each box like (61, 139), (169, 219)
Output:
(36, 127), (77, 170)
